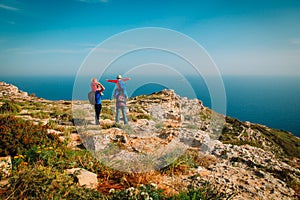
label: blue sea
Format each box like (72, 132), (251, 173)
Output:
(1, 75), (300, 137)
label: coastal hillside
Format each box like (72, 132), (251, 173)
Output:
(0, 81), (299, 199)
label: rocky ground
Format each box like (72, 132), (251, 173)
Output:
(1, 81), (300, 199)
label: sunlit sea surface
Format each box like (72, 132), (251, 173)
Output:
(1, 75), (299, 137)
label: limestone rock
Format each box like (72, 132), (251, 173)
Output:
(100, 119), (115, 127)
(1, 82), (299, 199)
(0, 82), (28, 98)
(66, 168), (98, 189)
(47, 129), (63, 136)
(0, 156), (12, 179)
(70, 133), (81, 142)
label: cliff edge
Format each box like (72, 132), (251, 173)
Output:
(0, 81), (299, 199)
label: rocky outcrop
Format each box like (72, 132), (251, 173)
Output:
(186, 143), (298, 199)
(76, 89), (300, 199)
(1, 81), (299, 199)
(0, 82), (28, 98)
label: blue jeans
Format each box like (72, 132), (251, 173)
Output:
(116, 106), (128, 124)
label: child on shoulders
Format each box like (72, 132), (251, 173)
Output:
(106, 75), (130, 98)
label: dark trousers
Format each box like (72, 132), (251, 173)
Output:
(94, 104), (102, 125)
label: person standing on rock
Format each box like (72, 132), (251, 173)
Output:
(107, 75), (130, 125)
(114, 87), (128, 124)
(94, 83), (105, 125)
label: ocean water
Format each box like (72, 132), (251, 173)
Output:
(1, 75), (299, 137)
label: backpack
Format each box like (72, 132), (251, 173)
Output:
(116, 91), (126, 108)
(88, 91), (95, 105)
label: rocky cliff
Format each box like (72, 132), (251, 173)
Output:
(0, 81), (299, 199)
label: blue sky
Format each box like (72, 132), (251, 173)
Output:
(1, 0), (300, 76)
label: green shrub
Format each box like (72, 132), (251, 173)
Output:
(101, 123), (120, 129)
(0, 115), (58, 157)
(155, 123), (164, 129)
(168, 184), (230, 200)
(3, 165), (107, 200)
(161, 149), (219, 176)
(101, 113), (114, 120)
(110, 184), (164, 200)
(29, 111), (50, 119)
(102, 106), (113, 116)
(128, 114), (137, 122)
(221, 119), (300, 158)
(0, 101), (21, 114)
(51, 110), (73, 122)
(136, 113), (152, 120)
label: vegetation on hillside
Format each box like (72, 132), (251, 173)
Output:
(220, 116), (300, 158)
(0, 104), (228, 199)
(1, 91), (300, 199)
(0, 101), (21, 114)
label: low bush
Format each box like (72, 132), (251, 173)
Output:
(0, 101), (21, 114)
(101, 106), (113, 116)
(168, 184), (231, 200)
(0, 115), (58, 157)
(3, 165), (107, 200)
(110, 184), (164, 200)
(136, 114), (152, 120)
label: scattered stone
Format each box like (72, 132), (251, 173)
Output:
(1, 81), (299, 199)
(70, 133), (81, 142)
(0, 156), (12, 179)
(47, 129), (63, 136)
(100, 119), (115, 127)
(65, 168), (98, 189)
(58, 136), (65, 143)
(0, 82), (29, 98)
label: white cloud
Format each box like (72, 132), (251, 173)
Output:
(289, 38), (300, 45)
(213, 48), (300, 76)
(5, 48), (86, 54)
(0, 4), (19, 11)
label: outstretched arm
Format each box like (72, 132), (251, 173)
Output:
(106, 79), (118, 83)
(122, 78), (131, 82)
